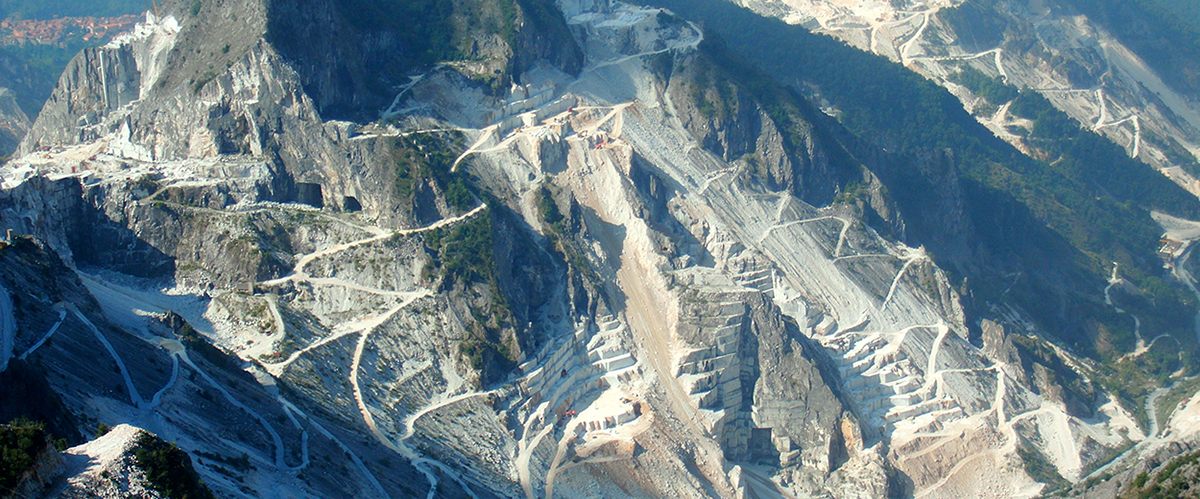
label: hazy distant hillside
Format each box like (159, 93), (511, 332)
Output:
(0, 1), (148, 143)
(1061, 0), (1200, 98)
(0, 0), (147, 20)
(3, 0), (1200, 497)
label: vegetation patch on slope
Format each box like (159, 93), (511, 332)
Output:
(132, 430), (216, 499)
(536, 184), (596, 280)
(0, 419), (52, 493)
(424, 207), (519, 382)
(390, 131), (474, 213)
(424, 211), (496, 285)
(1122, 450), (1200, 499)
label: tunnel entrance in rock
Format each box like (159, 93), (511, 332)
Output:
(749, 427), (777, 464)
(343, 196), (362, 212)
(295, 182), (323, 208)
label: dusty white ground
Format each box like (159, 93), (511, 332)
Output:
(3, 2), (1187, 497)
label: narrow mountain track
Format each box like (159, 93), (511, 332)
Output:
(18, 307), (67, 360)
(232, 199), (495, 496)
(73, 306), (146, 408)
(758, 215), (850, 257)
(881, 253), (926, 312)
(278, 396), (387, 498)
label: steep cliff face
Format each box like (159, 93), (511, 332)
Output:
(729, 0), (1200, 199)
(54, 424), (214, 499)
(696, 0), (1200, 496)
(0, 2), (881, 496)
(263, 0), (583, 119)
(666, 47), (849, 204)
(19, 0), (582, 221)
(0, 88), (29, 157)
(0, 0), (1176, 497)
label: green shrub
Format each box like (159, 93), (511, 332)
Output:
(949, 67), (1019, 105)
(0, 419), (48, 493)
(1016, 444), (1067, 491)
(132, 431), (215, 499)
(390, 132), (468, 209)
(538, 186), (563, 228)
(424, 212), (494, 284)
(445, 178), (474, 211)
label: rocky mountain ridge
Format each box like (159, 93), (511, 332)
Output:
(0, 0), (1197, 498)
(714, 0), (1200, 496)
(730, 0), (1200, 191)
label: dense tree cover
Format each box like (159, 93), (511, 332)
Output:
(0, 0), (146, 19)
(958, 68), (1200, 296)
(1059, 0), (1200, 98)
(1122, 450), (1200, 499)
(949, 67), (1017, 106)
(1004, 88), (1200, 256)
(633, 0), (1200, 364)
(132, 431), (215, 499)
(538, 186), (563, 228)
(0, 419), (49, 494)
(1155, 0), (1200, 32)
(390, 132), (474, 212)
(424, 213), (495, 285)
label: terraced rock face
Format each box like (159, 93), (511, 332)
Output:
(0, 0), (1189, 498)
(731, 0), (1200, 199)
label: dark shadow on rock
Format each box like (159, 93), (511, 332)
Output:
(73, 206), (176, 278)
(628, 152), (715, 267)
(0, 359), (83, 445)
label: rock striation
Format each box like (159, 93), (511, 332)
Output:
(0, 0), (1187, 497)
